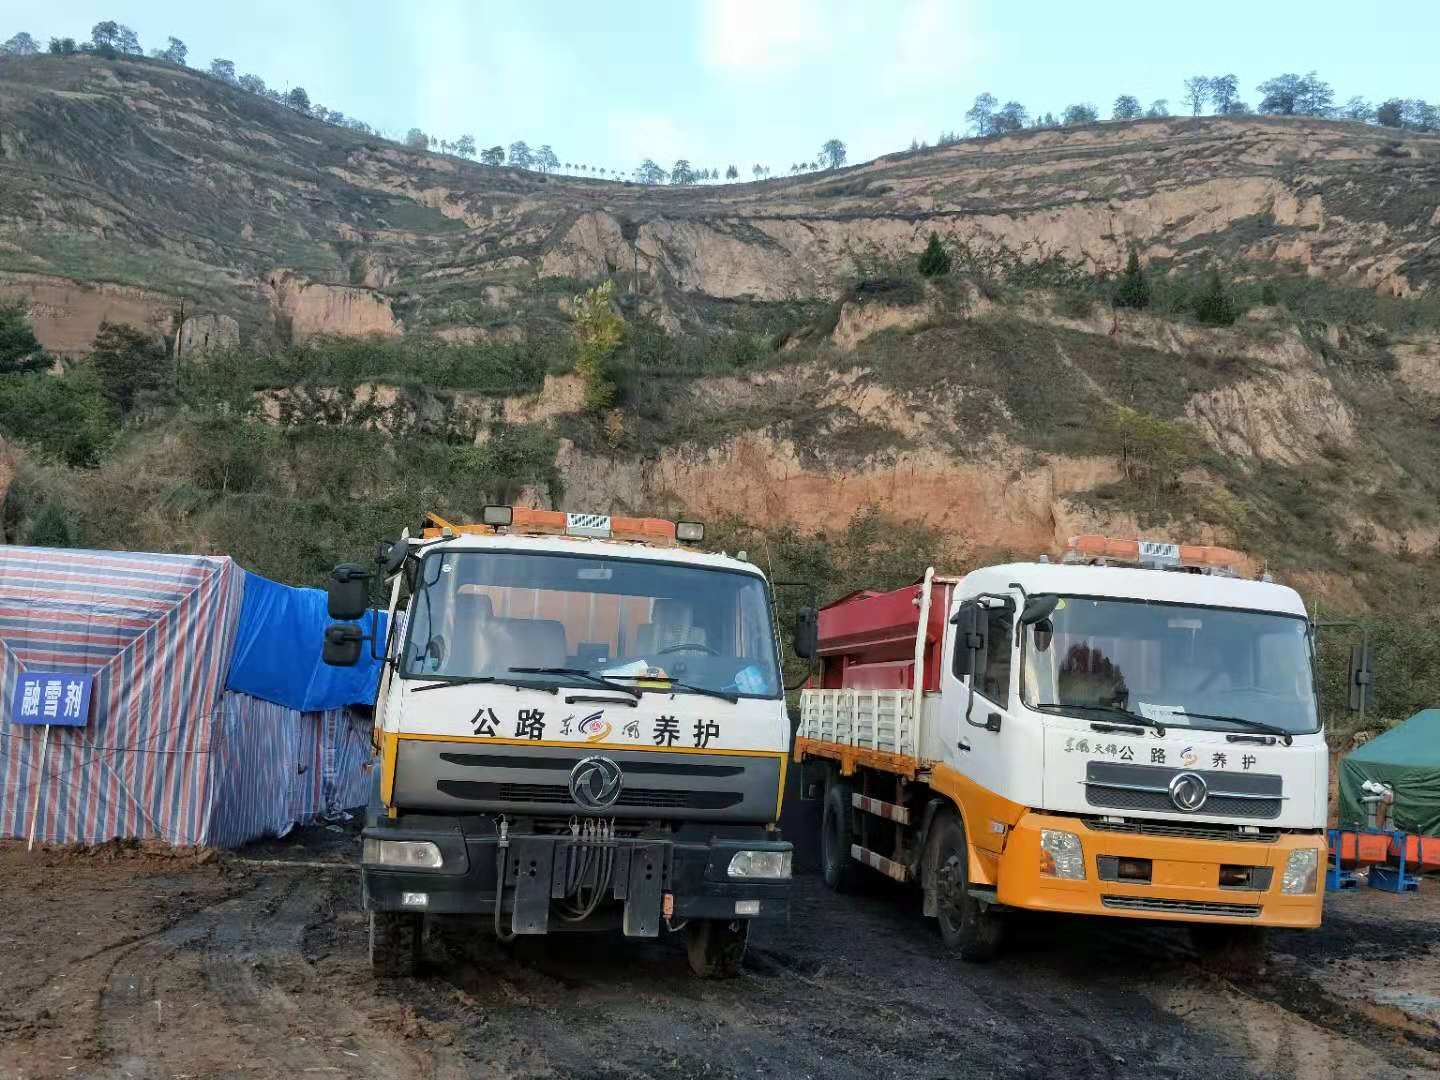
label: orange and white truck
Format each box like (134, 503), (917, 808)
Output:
(794, 537), (1352, 964)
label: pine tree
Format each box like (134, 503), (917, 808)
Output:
(1113, 247), (1152, 309)
(917, 233), (951, 278)
(1193, 266), (1238, 326)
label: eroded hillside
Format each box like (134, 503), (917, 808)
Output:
(3, 53), (1439, 347)
(4, 51), (1440, 696)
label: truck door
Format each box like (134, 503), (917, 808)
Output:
(940, 598), (1016, 815)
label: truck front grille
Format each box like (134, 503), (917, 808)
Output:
(1101, 895), (1262, 918)
(1084, 819), (1280, 843)
(436, 779), (743, 811)
(1084, 761), (1283, 820)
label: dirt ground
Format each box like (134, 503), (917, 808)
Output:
(1, 827), (1438, 1080)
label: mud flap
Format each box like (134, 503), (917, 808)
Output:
(622, 843), (666, 938)
(509, 836), (555, 936)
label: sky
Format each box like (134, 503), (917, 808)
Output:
(12, 1), (1440, 174)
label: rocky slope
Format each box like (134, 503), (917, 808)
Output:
(3, 53), (1439, 348)
(3, 52), (1440, 610)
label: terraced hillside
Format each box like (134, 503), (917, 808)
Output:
(2, 52), (1438, 347)
(4, 52), (1440, 728)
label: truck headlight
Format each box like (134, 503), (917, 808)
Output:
(728, 850), (792, 880)
(363, 838), (443, 869)
(1282, 847), (1319, 895)
(1039, 829), (1086, 880)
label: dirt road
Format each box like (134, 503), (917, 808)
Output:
(2, 831), (1437, 1080)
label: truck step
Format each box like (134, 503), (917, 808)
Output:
(850, 843), (911, 882)
(851, 792), (911, 825)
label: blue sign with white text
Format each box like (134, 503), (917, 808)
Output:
(12, 671), (93, 727)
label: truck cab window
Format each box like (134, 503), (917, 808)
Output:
(978, 607), (1013, 707)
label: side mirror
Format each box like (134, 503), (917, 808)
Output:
(323, 623), (364, 667)
(792, 606), (818, 660)
(327, 563), (371, 621)
(1348, 644), (1374, 712)
(1033, 617), (1054, 654)
(1020, 594), (1059, 625)
(375, 539), (409, 576)
(951, 604), (990, 679)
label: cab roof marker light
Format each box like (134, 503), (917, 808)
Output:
(566, 512), (612, 539)
(1063, 535), (1248, 577)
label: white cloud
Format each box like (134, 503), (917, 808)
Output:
(605, 112), (691, 173)
(701, 0), (829, 73)
(890, 0), (977, 82)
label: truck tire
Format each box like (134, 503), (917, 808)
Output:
(821, 779), (861, 892)
(369, 911), (423, 978)
(686, 918), (749, 978)
(1190, 924), (1267, 978)
(928, 812), (1002, 962)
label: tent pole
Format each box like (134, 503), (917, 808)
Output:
(27, 724), (49, 852)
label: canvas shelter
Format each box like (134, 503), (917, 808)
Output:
(1338, 709), (1440, 835)
(0, 546), (381, 847)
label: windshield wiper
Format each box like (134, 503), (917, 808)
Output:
(601, 673), (739, 704)
(1032, 702), (1168, 734)
(508, 667), (643, 700)
(410, 674), (558, 694)
(1180, 712), (1295, 746)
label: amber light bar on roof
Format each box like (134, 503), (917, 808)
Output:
(1063, 534), (1247, 575)
(421, 508), (680, 545)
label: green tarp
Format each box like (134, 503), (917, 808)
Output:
(1338, 709), (1440, 835)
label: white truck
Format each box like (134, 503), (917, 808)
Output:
(323, 507), (795, 978)
(794, 536), (1365, 966)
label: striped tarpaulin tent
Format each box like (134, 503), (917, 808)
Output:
(0, 546), (376, 848)
(0, 547), (244, 846)
(205, 695), (375, 847)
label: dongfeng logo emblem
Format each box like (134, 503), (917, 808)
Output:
(569, 756), (623, 811)
(1168, 771), (1208, 812)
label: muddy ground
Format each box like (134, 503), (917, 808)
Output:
(1, 827), (1438, 1080)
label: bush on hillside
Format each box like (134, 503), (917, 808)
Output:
(0, 366), (117, 466)
(91, 321), (170, 414)
(0, 302), (50, 375)
(572, 281), (622, 411)
(917, 233), (952, 277)
(1192, 267), (1238, 327)
(1100, 405), (1196, 494)
(1112, 247), (1152, 310)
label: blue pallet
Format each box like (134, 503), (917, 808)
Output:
(1368, 864), (1420, 893)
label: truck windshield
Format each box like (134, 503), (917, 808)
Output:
(1021, 597), (1318, 734)
(401, 550), (781, 699)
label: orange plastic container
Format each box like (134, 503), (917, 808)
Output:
(1329, 830), (1390, 868)
(1388, 834), (1440, 871)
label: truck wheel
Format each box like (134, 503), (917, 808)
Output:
(1190, 924), (1267, 978)
(821, 780), (861, 892)
(928, 813), (1002, 963)
(369, 911), (423, 977)
(686, 918), (749, 978)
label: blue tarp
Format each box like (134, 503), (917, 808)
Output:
(226, 572), (386, 712)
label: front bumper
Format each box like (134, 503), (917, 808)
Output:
(360, 814), (792, 936)
(995, 812), (1324, 928)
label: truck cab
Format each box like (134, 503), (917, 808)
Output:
(797, 537), (1349, 965)
(325, 508), (794, 978)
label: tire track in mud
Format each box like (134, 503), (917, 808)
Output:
(86, 872), (434, 1080)
(406, 878), (1254, 1080)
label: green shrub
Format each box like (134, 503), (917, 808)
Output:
(0, 366), (118, 466)
(917, 232), (952, 277)
(1192, 267), (1238, 327)
(91, 321), (170, 414)
(1099, 405), (1196, 494)
(1112, 247), (1152, 310)
(572, 281), (622, 411)
(0, 301), (49, 375)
